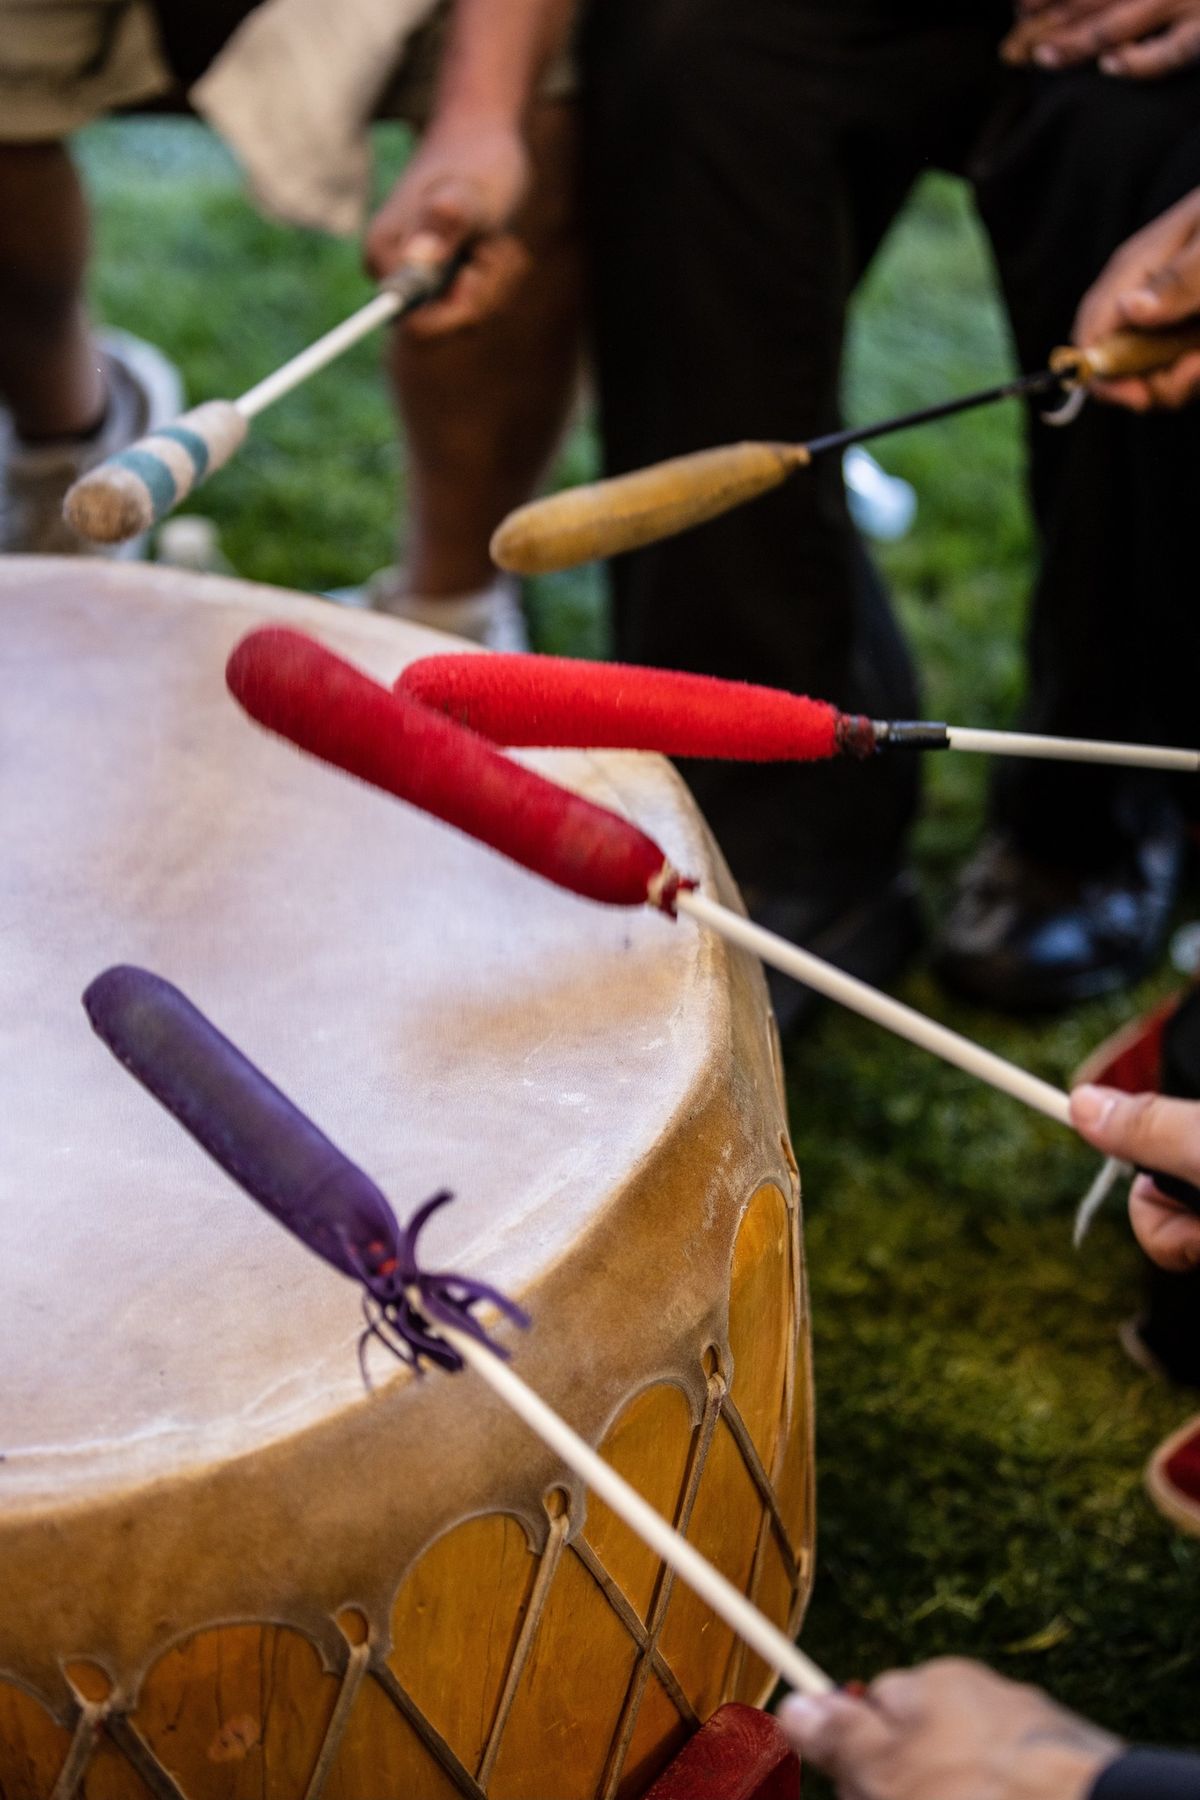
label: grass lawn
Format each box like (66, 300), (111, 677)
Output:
(78, 121), (1200, 1748)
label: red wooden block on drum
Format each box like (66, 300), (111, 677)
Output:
(642, 1705), (800, 1800)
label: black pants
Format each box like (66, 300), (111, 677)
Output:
(581, 0), (1200, 897)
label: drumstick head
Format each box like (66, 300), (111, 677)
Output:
(397, 654), (853, 762)
(227, 626), (695, 913)
(63, 402), (248, 544)
(83, 965), (527, 1372)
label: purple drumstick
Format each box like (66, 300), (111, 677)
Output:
(83, 966), (528, 1373)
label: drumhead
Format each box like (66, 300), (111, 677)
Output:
(0, 559), (723, 1509)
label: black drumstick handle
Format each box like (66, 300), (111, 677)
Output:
(1135, 1166), (1200, 1217)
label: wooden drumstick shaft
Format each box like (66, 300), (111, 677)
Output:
(237, 288), (407, 418)
(886, 722), (1200, 772)
(493, 320), (1200, 575)
(399, 652), (1200, 773)
(946, 728), (1199, 771)
(677, 894), (1200, 1213)
(677, 890), (1073, 1127)
(229, 627), (1197, 1207)
(63, 260), (455, 546)
(429, 1307), (836, 1699)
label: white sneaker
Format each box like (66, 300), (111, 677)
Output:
(329, 569), (530, 652)
(155, 515), (236, 575)
(843, 446), (917, 543)
(2, 329), (183, 558)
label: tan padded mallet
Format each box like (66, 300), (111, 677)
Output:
(492, 322), (1200, 575)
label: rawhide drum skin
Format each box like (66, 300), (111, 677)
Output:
(0, 559), (813, 1800)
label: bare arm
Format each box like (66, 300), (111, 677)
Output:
(430, 0), (576, 129)
(365, 0), (576, 332)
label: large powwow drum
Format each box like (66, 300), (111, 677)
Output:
(0, 559), (813, 1800)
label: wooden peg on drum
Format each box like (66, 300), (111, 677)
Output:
(489, 321), (1200, 575)
(84, 964), (835, 1703)
(225, 624), (1200, 1218)
(62, 253), (463, 545)
(396, 652), (1200, 777)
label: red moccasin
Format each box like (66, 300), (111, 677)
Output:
(1147, 1415), (1200, 1538)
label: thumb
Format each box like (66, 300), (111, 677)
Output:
(1070, 1085), (1200, 1184)
(778, 1690), (890, 1779)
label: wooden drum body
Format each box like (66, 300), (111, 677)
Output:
(0, 559), (813, 1800)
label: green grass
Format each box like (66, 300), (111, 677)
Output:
(78, 122), (1200, 1746)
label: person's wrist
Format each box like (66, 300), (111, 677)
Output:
(426, 89), (526, 140)
(1011, 1738), (1123, 1800)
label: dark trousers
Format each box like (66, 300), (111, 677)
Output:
(581, 0), (1200, 896)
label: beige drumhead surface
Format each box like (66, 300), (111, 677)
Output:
(0, 558), (722, 1511)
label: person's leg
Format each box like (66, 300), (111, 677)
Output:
(939, 73), (1200, 1007)
(0, 135), (184, 557)
(383, 98), (582, 603)
(0, 142), (103, 439)
(581, 0), (1005, 914)
(0, 0), (186, 555)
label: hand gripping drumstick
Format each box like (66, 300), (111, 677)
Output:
(397, 653), (1200, 776)
(63, 257), (461, 545)
(84, 964), (835, 1700)
(491, 321), (1200, 575)
(225, 625), (1200, 1214)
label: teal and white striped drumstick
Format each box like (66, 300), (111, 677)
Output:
(63, 256), (460, 545)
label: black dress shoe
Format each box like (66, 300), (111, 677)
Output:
(743, 868), (925, 1038)
(934, 823), (1183, 1014)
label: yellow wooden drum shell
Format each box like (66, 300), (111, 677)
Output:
(0, 560), (813, 1800)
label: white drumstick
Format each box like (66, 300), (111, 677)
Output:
(886, 723), (1200, 773)
(224, 625), (1080, 1165)
(63, 261), (456, 545)
(677, 889), (1072, 1125)
(394, 655), (1200, 777)
(426, 1304), (835, 1700)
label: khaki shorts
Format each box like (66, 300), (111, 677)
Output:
(0, 0), (573, 143)
(0, 0), (173, 138)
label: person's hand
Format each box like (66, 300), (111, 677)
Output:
(1071, 1083), (1200, 1270)
(364, 116), (533, 337)
(779, 1659), (1120, 1800)
(1003, 0), (1200, 78)
(1068, 189), (1200, 409)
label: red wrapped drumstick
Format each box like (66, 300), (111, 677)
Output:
(226, 628), (687, 912)
(399, 653), (848, 759)
(397, 653), (1200, 774)
(227, 626), (1078, 1133)
(228, 627), (1200, 1211)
